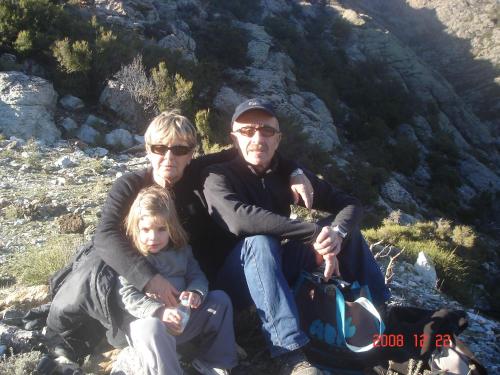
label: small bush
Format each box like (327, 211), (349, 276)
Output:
(452, 225), (476, 249)
(52, 38), (92, 74)
(363, 221), (475, 303)
(435, 218), (451, 240)
(3, 235), (82, 285)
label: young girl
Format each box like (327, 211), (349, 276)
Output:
(117, 185), (238, 375)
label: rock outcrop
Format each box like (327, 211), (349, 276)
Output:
(0, 72), (60, 144)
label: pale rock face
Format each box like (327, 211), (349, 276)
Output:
(0, 72), (60, 144)
(414, 251), (437, 287)
(238, 22), (273, 65)
(105, 128), (134, 150)
(381, 177), (417, 206)
(158, 25), (197, 62)
(99, 80), (145, 130)
(213, 86), (247, 118)
(95, 0), (159, 27)
(459, 155), (500, 193)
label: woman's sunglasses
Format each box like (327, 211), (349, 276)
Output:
(233, 126), (281, 138)
(149, 144), (193, 156)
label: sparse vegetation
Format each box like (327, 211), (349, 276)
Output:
(0, 349), (43, 375)
(1, 234), (82, 285)
(363, 221), (483, 304)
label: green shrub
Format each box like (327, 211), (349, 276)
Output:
(452, 225), (476, 249)
(52, 38), (92, 74)
(151, 62), (193, 113)
(0, 0), (67, 55)
(363, 222), (476, 303)
(3, 234), (82, 285)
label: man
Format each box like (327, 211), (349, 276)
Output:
(203, 98), (390, 375)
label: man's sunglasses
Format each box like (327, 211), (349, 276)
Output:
(149, 144), (193, 156)
(233, 126), (281, 138)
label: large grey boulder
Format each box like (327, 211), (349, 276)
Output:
(0, 72), (60, 144)
(158, 25), (197, 62)
(381, 177), (417, 207)
(105, 128), (134, 150)
(99, 80), (146, 130)
(459, 155), (500, 193)
(59, 95), (84, 111)
(77, 124), (101, 144)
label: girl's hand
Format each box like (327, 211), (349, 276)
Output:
(145, 274), (179, 307)
(179, 291), (202, 309)
(161, 307), (182, 335)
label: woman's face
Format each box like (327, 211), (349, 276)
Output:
(147, 137), (194, 187)
(138, 215), (169, 254)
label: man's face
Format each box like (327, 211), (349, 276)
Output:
(231, 109), (281, 173)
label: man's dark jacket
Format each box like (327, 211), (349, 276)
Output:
(203, 156), (363, 252)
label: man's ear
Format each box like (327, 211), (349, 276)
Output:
(230, 132), (239, 148)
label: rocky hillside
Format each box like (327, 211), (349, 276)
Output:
(0, 0), (498, 228)
(0, 0), (499, 372)
(340, 0), (500, 129)
(0, 139), (498, 374)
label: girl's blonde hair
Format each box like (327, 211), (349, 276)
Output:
(125, 186), (188, 255)
(144, 110), (197, 151)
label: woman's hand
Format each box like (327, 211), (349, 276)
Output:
(179, 291), (202, 309)
(290, 172), (314, 209)
(160, 307), (183, 335)
(145, 274), (179, 307)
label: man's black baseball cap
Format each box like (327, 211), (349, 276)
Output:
(231, 98), (276, 125)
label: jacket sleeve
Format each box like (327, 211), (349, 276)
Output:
(183, 246), (209, 298)
(93, 171), (156, 291)
(203, 166), (320, 243)
(117, 276), (164, 319)
(305, 169), (363, 236)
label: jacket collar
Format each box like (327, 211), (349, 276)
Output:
(234, 154), (279, 177)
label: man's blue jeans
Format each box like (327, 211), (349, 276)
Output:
(214, 230), (390, 357)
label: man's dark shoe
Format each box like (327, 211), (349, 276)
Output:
(274, 349), (323, 375)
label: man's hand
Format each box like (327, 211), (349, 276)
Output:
(179, 290), (202, 309)
(145, 274), (179, 307)
(160, 307), (183, 335)
(290, 172), (314, 209)
(313, 226), (343, 256)
(323, 253), (340, 280)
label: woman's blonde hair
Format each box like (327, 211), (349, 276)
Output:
(125, 186), (188, 255)
(144, 110), (197, 151)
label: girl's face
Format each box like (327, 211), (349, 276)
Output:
(138, 215), (169, 254)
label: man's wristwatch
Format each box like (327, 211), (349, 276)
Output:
(290, 168), (304, 177)
(332, 225), (348, 239)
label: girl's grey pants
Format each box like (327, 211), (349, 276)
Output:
(129, 290), (238, 375)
